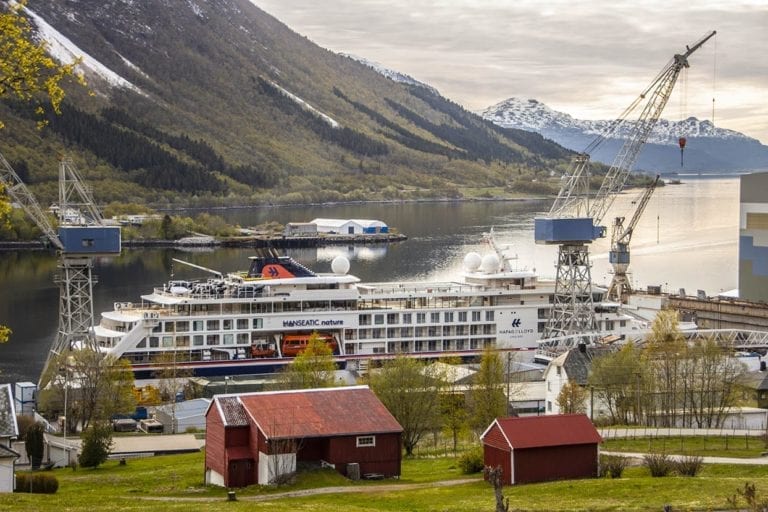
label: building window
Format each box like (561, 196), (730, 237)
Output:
(547, 401), (552, 412)
(356, 435), (376, 447)
(458, 311), (467, 322)
(375, 314), (384, 325)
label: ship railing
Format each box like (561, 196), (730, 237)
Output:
(536, 328), (768, 361)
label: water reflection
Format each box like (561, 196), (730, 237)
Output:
(0, 179), (739, 383)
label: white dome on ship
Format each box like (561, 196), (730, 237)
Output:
(480, 253), (500, 273)
(463, 252), (482, 271)
(331, 255), (350, 275)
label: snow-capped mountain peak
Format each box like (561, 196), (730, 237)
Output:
(341, 54), (439, 95)
(480, 97), (768, 173)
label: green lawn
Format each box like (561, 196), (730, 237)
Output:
(603, 435), (767, 458)
(2, 452), (768, 511)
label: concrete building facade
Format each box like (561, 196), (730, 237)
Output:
(740, 172), (768, 302)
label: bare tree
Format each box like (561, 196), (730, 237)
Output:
(274, 332), (337, 390)
(556, 381), (588, 414)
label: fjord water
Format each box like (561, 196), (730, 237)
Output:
(0, 177), (739, 383)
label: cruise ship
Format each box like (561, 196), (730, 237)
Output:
(94, 242), (644, 379)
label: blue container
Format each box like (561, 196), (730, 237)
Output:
(58, 226), (121, 254)
(534, 217), (603, 244)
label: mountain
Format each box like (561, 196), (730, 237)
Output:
(480, 98), (768, 174)
(0, 0), (572, 208)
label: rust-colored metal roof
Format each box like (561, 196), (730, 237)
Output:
(483, 414), (602, 449)
(239, 386), (402, 440)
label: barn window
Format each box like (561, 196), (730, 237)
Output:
(356, 435), (376, 447)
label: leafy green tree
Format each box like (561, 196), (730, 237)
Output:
(369, 355), (445, 456)
(78, 422), (113, 468)
(275, 332), (337, 390)
(468, 348), (507, 433)
(0, 0), (85, 129)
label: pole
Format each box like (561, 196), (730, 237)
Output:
(506, 352), (511, 415)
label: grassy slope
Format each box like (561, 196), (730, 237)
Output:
(2, 451), (768, 511)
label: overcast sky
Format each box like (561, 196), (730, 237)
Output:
(252, 0), (768, 144)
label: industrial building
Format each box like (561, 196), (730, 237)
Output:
(739, 171), (768, 302)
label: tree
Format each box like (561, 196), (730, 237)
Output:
(275, 332), (337, 390)
(78, 422), (113, 468)
(468, 348), (507, 433)
(0, 0), (85, 129)
(24, 422), (45, 470)
(368, 355), (445, 456)
(588, 342), (647, 425)
(38, 350), (136, 434)
(556, 380), (588, 414)
(438, 359), (469, 454)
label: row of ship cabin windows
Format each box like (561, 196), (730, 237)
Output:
(151, 318), (264, 333)
(146, 308), (544, 335)
(350, 324), (496, 340)
(345, 338), (495, 354)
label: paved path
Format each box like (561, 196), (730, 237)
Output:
(137, 478), (480, 503)
(602, 451), (768, 465)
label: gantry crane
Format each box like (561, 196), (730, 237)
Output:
(0, 153), (121, 386)
(605, 175), (659, 303)
(534, 31), (716, 339)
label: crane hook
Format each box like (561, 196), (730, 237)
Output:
(678, 137), (687, 167)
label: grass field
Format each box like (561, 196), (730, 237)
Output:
(603, 435), (767, 458)
(2, 450), (768, 511)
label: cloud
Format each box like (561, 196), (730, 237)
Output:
(253, 0), (768, 143)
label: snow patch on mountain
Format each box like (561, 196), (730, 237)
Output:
(342, 54), (439, 95)
(480, 97), (753, 145)
(24, 5), (145, 95)
(268, 80), (340, 128)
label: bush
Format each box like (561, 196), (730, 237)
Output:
(79, 423), (113, 468)
(674, 454), (704, 476)
(458, 448), (485, 474)
(15, 473), (59, 494)
(600, 454), (630, 478)
(643, 452), (673, 477)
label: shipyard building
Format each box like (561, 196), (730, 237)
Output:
(739, 172), (768, 302)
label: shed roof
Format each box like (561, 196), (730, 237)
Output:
(238, 385), (402, 440)
(215, 396), (249, 427)
(482, 414), (602, 449)
(0, 443), (19, 459)
(0, 384), (18, 439)
(311, 218), (387, 228)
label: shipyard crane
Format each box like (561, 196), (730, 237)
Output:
(605, 175), (659, 303)
(534, 31), (716, 339)
(0, 153), (121, 386)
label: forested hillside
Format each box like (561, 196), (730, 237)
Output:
(0, 0), (574, 207)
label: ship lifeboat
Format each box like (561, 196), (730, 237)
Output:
(281, 332), (338, 357)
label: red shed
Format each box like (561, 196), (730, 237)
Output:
(205, 385), (402, 487)
(480, 414), (602, 485)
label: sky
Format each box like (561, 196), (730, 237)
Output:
(252, 0), (768, 144)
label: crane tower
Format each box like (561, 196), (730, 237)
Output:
(0, 153), (121, 386)
(534, 31), (716, 339)
(605, 175), (660, 303)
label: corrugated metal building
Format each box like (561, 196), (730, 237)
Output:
(311, 218), (389, 235)
(205, 385), (402, 487)
(739, 172), (768, 302)
(481, 414), (601, 485)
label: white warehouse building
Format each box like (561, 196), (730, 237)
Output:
(310, 218), (389, 235)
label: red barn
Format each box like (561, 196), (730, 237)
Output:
(205, 385), (402, 487)
(480, 414), (602, 485)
